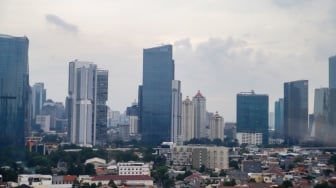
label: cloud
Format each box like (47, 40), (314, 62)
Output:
(45, 14), (78, 33)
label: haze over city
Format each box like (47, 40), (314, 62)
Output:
(2, 0), (336, 121)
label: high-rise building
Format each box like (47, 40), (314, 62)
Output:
(328, 56), (336, 130)
(209, 112), (224, 141)
(96, 70), (108, 145)
(284, 80), (308, 145)
(181, 96), (194, 143)
(193, 90), (207, 139)
(31, 83), (46, 119)
(67, 60), (108, 146)
(41, 99), (57, 130)
(0, 34), (30, 148)
(314, 88), (329, 143)
(329, 56), (336, 89)
(274, 98), (284, 138)
(140, 45), (175, 144)
(236, 91), (269, 145)
(171, 80), (182, 145)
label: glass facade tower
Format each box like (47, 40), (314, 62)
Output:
(0, 34), (30, 148)
(284, 80), (308, 145)
(236, 91), (269, 145)
(140, 45), (174, 144)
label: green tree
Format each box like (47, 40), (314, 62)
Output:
(108, 180), (118, 188)
(281, 180), (293, 188)
(219, 169), (226, 177)
(84, 164), (96, 175)
(314, 182), (331, 188)
(223, 179), (236, 186)
(199, 164), (206, 173)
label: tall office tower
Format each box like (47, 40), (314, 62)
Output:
(209, 112), (224, 141)
(274, 98), (284, 138)
(68, 60), (108, 146)
(284, 80), (308, 145)
(31, 83), (46, 119)
(140, 45), (174, 144)
(269, 112), (274, 130)
(171, 80), (182, 144)
(181, 96), (194, 142)
(329, 56), (336, 130)
(0, 35), (30, 148)
(193, 90), (207, 138)
(329, 56), (336, 89)
(314, 88), (329, 143)
(236, 91), (269, 145)
(96, 70), (108, 145)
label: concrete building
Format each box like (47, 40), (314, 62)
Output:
(35, 115), (51, 132)
(193, 90), (207, 139)
(117, 162), (150, 176)
(171, 145), (229, 170)
(171, 80), (182, 145)
(209, 112), (224, 141)
(67, 60), (108, 146)
(236, 132), (263, 145)
(181, 96), (194, 143)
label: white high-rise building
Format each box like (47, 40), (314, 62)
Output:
(210, 112), (224, 141)
(67, 60), (108, 146)
(193, 90), (207, 138)
(181, 96), (194, 142)
(171, 80), (182, 145)
(129, 116), (138, 135)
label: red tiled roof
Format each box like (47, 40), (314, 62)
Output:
(63, 175), (77, 181)
(92, 175), (153, 181)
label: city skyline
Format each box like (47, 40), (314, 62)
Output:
(2, 1), (336, 121)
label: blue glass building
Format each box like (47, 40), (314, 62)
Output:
(236, 91), (269, 145)
(284, 80), (308, 145)
(0, 34), (30, 148)
(140, 45), (174, 144)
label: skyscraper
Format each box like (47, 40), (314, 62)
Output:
(236, 91), (269, 145)
(284, 80), (308, 145)
(31, 83), (46, 119)
(209, 112), (224, 141)
(171, 80), (182, 145)
(96, 70), (108, 145)
(140, 45), (174, 144)
(181, 96), (194, 142)
(274, 98), (284, 138)
(328, 56), (336, 130)
(329, 56), (336, 89)
(67, 60), (108, 146)
(193, 90), (207, 139)
(0, 34), (30, 148)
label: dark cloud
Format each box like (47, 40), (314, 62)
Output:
(45, 14), (78, 33)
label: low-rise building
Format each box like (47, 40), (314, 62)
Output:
(117, 161), (150, 176)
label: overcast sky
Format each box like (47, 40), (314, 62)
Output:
(1, 0), (335, 122)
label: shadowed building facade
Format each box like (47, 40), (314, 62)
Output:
(140, 45), (175, 144)
(284, 80), (308, 145)
(0, 34), (30, 148)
